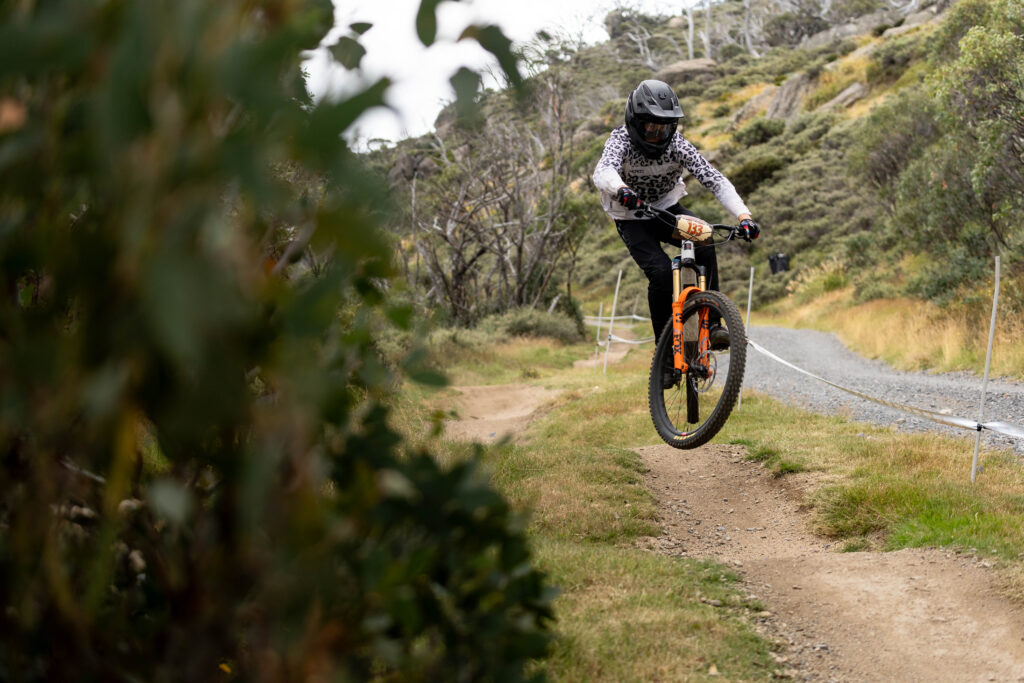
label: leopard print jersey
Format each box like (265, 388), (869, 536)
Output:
(592, 126), (749, 220)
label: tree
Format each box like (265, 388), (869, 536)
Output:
(930, 0), (1024, 254)
(400, 34), (585, 324)
(0, 1), (553, 679)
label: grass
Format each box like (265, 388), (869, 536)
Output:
(733, 438), (808, 478)
(397, 319), (1024, 679)
(536, 539), (773, 681)
(718, 392), (1024, 566)
(804, 54), (872, 110)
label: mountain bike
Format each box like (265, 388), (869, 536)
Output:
(640, 205), (748, 449)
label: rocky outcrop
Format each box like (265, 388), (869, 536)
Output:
(817, 82), (868, 112)
(882, 7), (943, 38)
(729, 85), (779, 129)
(387, 151), (441, 184)
(802, 10), (897, 49)
(765, 72), (813, 121)
(654, 58), (716, 86)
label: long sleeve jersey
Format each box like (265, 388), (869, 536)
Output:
(592, 126), (750, 221)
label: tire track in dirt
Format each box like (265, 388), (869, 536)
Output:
(638, 443), (1024, 682)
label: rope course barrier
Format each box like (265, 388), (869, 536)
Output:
(583, 314), (651, 323)
(747, 339), (1024, 442)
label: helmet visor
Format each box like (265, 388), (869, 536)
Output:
(641, 119), (676, 143)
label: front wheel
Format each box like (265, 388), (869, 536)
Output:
(648, 290), (746, 449)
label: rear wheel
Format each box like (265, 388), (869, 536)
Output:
(648, 290), (746, 449)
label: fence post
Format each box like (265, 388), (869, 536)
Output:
(972, 255), (1001, 483)
(738, 266), (755, 412)
(593, 301), (604, 363)
(604, 269), (623, 374)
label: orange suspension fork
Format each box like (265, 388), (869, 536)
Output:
(672, 285), (704, 371)
(672, 241), (708, 373)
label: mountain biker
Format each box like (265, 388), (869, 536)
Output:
(592, 79), (760, 351)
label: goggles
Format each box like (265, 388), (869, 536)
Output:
(641, 119), (676, 142)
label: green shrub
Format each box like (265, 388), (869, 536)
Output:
(787, 257), (849, 302)
(719, 43), (745, 60)
(732, 117), (786, 146)
(0, 2), (553, 680)
(491, 308), (584, 344)
(729, 156), (786, 195)
(866, 32), (926, 85)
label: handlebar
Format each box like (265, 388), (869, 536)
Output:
(635, 202), (749, 243)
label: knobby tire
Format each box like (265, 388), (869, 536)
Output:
(648, 290), (746, 449)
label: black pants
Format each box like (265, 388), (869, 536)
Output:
(615, 204), (720, 341)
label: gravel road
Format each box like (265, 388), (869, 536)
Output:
(743, 325), (1024, 456)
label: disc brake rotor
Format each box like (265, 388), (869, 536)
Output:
(688, 351), (717, 393)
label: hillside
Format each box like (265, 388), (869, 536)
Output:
(371, 0), (1022, 371)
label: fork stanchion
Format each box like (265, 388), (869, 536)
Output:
(604, 269), (622, 374)
(972, 255), (1001, 483)
(738, 265), (754, 412)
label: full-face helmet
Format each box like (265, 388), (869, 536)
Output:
(624, 79), (684, 158)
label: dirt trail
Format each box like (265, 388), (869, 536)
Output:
(442, 384), (562, 443)
(443, 333), (1024, 681)
(638, 443), (1024, 682)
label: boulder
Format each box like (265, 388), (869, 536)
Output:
(668, 16), (686, 30)
(387, 152), (416, 184)
(816, 82), (868, 112)
(729, 85), (779, 129)
(847, 42), (880, 61)
(417, 156), (440, 178)
(904, 7), (941, 27)
(765, 72), (812, 121)
(654, 58), (716, 85)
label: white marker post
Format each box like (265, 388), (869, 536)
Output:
(738, 266), (755, 411)
(604, 269), (623, 374)
(593, 301), (604, 364)
(972, 255), (1001, 483)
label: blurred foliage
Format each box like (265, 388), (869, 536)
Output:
(0, 1), (553, 680)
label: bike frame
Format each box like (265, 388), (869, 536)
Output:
(636, 203), (740, 378)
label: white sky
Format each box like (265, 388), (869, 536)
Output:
(305, 0), (689, 147)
